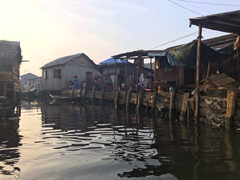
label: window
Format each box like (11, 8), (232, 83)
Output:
(53, 69), (61, 79)
(44, 70), (48, 80)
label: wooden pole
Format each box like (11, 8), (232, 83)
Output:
(115, 87), (120, 109)
(237, 49), (240, 82)
(151, 89), (157, 114)
(92, 86), (95, 103)
(114, 58), (117, 91)
(194, 24), (202, 120)
(179, 93), (189, 121)
(124, 58), (128, 104)
(126, 87), (131, 112)
(206, 61), (211, 78)
(226, 90), (236, 128)
(137, 90), (143, 114)
(169, 91), (175, 119)
(101, 85), (105, 103)
(137, 55), (141, 93)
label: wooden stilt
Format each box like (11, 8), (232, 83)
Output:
(92, 86), (95, 103)
(126, 87), (131, 112)
(206, 61), (211, 78)
(169, 91), (175, 119)
(179, 93), (189, 121)
(114, 58), (117, 91)
(194, 24), (202, 120)
(151, 90), (157, 113)
(115, 88), (120, 109)
(226, 90), (236, 128)
(101, 85), (105, 103)
(137, 90), (143, 114)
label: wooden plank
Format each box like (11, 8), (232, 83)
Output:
(208, 73), (228, 82)
(213, 77), (235, 87)
(157, 91), (170, 98)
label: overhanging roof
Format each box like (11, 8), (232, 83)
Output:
(189, 10), (240, 35)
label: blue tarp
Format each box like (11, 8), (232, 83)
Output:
(99, 58), (131, 64)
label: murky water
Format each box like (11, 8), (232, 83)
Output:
(1, 101), (240, 180)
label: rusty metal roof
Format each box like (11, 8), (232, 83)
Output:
(189, 10), (240, 34)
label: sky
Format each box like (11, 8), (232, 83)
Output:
(0, 0), (239, 76)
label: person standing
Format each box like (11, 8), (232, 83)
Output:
(73, 75), (78, 90)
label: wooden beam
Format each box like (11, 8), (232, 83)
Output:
(194, 24), (202, 120)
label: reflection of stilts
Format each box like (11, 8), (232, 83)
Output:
(225, 128), (236, 171)
(193, 123), (200, 180)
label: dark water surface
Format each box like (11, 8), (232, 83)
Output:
(1, 101), (240, 180)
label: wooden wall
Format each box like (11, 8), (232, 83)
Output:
(41, 54), (100, 91)
(154, 57), (184, 89)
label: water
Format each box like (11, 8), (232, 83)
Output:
(0, 101), (240, 180)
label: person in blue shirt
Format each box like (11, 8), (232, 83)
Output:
(73, 75), (78, 90)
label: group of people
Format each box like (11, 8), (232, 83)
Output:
(68, 75), (86, 90)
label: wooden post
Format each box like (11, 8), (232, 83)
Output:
(150, 57), (154, 90)
(92, 86), (95, 103)
(151, 89), (157, 112)
(124, 58), (128, 104)
(226, 90), (236, 128)
(126, 87), (131, 112)
(114, 58), (117, 91)
(115, 88), (120, 109)
(179, 93), (189, 121)
(101, 85), (105, 103)
(137, 90), (143, 114)
(137, 55), (141, 93)
(169, 91), (175, 119)
(206, 61), (211, 78)
(237, 49), (240, 82)
(83, 86), (86, 98)
(194, 24), (202, 120)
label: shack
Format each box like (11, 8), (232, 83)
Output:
(41, 53), (100, 92)
(20, 73), (41, 92)
(188, 10), (240, 122)
(98, 57), (153, 90)
(0, 40), (22, 107)
(149, 34), (237, 92)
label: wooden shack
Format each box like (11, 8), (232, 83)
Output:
(0, 40), (22, 106)
(41, 53), (100, 92)
(98, 57), (153, 89)
(152, 34), (237, 91)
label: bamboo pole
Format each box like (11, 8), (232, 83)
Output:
(194, 24), (202, 120)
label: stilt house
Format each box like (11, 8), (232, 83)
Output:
(0, 40), (22, 105)
(41, 53), (100, 92)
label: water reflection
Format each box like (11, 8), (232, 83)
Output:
(0, 109), (21, 178)
(1, 101), (240, 180)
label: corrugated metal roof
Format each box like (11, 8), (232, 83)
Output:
(41, 53), (83, 69)
(99, 58), (131, 64)
(190, 10), (240, 34)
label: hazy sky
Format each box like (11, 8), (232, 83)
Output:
(0, 0), (239, 76)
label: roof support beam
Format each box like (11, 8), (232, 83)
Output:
(194, 23), (202, 121)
